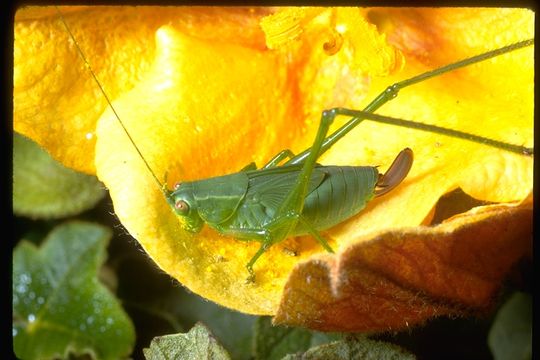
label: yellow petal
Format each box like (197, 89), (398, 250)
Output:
(96, 24), (300, 314)
(322, 8), (533, 245)
(14, 6), (271, 174)
(260, 7), (324, 49)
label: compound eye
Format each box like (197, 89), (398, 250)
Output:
(175, 200), (189, 214)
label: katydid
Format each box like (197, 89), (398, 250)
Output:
(56, 7), (534, 281)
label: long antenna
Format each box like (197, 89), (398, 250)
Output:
(55, 6), (167, 194)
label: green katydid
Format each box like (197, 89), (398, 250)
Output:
(56, 7), (533, 282)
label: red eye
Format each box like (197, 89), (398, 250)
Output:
(175, 200), (189, 213)
(174, 182), (182, 190)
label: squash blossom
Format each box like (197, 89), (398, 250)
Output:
(14, 7), (533, 330)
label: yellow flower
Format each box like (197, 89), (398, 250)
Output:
(14, 7), (533, 330)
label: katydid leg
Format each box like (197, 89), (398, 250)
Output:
(239, 150), (295, 171)
(245, 214), (333, 280)
(323, 108), (532, 155)
(275, 109), (336, 219)
(240, 162), (257, 171)
(286, 39), (534, 165)
(244, 214), (297, 279)
(262, 149), (295, 168)
(298, 216), (334, 253)
(246, 241), (271, 282)
(245, 110), (337, 278)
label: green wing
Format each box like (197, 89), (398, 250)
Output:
(193, 165), (326, 226)
(246, 165), (327, 211)
(193, 172), (249, 224)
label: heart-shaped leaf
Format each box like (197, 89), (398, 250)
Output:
(13, 221), (135, 360)
(13, 133), (105, 219)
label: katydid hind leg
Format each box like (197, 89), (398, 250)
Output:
(263, 109), (336, 245)
(245, 39), (533, 277)
(286, 39), (533, 165)
(298, 216), (334, 253)
(275, 109), (336, 216)
(245, 110), (337, 279)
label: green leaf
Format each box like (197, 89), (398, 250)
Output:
(166, 289), (256, 359)
(115, 253), (256, 359)
(13, 221), (135, 360)
(488, 292), (532, 360)
(253, 317), (341, 360)
(281, 336), (416, 360)
(13, 133), (106, 219)
(143, 323), (231, 360)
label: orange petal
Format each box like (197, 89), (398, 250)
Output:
(275, 200), (532, 331)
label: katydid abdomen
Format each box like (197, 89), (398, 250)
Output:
(226, 165), (379, 238)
